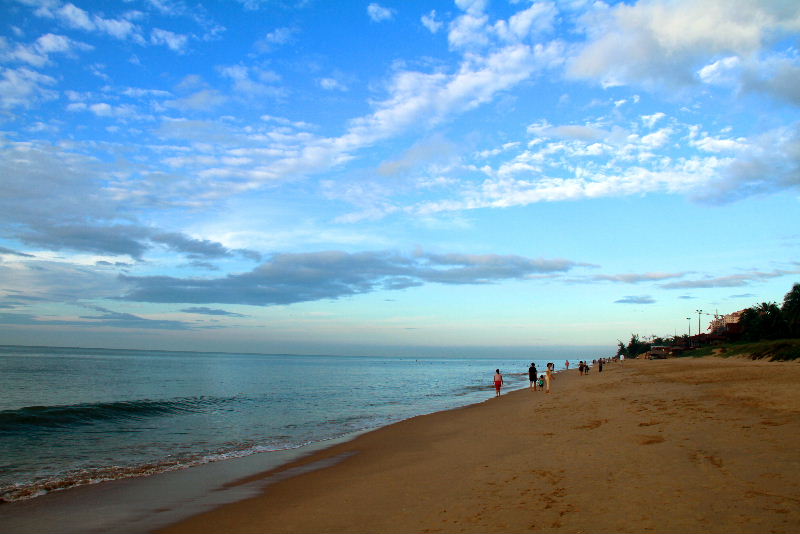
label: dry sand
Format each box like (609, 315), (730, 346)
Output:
(158, 357), (800, 533)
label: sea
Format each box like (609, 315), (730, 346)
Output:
(0, 344), (578, 507)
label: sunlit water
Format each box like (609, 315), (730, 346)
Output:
(0, 345), (570, 501)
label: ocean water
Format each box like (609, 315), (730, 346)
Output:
(0, 345), (569, 502)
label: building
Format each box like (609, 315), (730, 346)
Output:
(709, 310), (746, 337)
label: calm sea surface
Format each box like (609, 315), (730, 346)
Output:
(0, 345), (570, 502)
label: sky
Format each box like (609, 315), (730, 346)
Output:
(1, 0), (799, 357)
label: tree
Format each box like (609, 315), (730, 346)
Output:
(741, 302), (787, 340)
(758, 302), (787, 339)
(782, 283), (800, 337)
(625, 334), (650, 358)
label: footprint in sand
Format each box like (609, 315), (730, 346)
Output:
(575, 419), (607, 430)
(638, 420), (661, 427)
(639, 435), (665, 445)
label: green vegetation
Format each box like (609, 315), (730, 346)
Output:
(616, 282), (800, 360)
(681, 339), (800, 361)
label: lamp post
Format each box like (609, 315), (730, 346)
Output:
(686, 317), (691, 347)
(696, 309), (703, 340)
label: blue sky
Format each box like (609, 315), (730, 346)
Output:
(1, 0), (799, 356)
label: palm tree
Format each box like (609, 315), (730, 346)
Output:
(782, 283), (800, 337)
(755, 302), (787, 339)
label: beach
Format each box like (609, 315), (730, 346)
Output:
(158, 356), (800, 534)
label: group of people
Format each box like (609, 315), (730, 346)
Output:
(492, 362), (555, 397)
(493, 357), (615, 397)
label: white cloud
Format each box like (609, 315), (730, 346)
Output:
(38, 2), (145, 42)
(569, 0), (800, 89)
(456, 0), (488, 16)
(641, 112), (666, 129)
(57, 3), (94, 31)
(219, 65), (284, 98)
(698, 56), (742, 85)
(1, 33), (92, 67)
(367, 3), (395, 23)
(740, 53), (800, 106)
(319, 77), (348, 91)
(93, 16), (139, 41)
(691, 133), (747, 153)
(640, 127), (672, 149)
(150, 28), (188, 52)
(255, 27), (297, 52)
(528, 121), (607, 141)
(494, 1), (557, 42)
(0, 66), (57, 108)
(695, 123), (800, 203)
(448, 12), (490, 50)
(421, 10), (443, 33)
(165, 89), (227, 111)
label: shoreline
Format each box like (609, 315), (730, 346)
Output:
(158, 357), (800, 534)
(0, 366), (538, 533)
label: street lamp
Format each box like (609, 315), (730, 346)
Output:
(696, 309), (703, 339)
(686, 317), (691, 337)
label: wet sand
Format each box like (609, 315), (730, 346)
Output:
(158, 357), (800, 533)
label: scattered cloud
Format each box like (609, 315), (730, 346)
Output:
(421, 10), (443, 33)
(319, 77), (347, 91)
(180, 306), (247, 317)
(150, 28), (189, 52)
(568, 0), (800, 92)
(80, 305), (191, 329)
(255, 27), (297, 53)
(121, 250), (586, 306)
(367, 3), (395, 23)
(0, 66), (57, 108)
(615, 295), (655, 304)
(594, 272), (687, 284)
(0, 246), (34, 257)
(661, 269), (800, 289)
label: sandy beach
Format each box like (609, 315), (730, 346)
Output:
(158, 356), (800, 534)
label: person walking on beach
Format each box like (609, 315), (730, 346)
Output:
(565, 360), (570, 370)
(494, 369), (504, 397)
(545, 367), (554, 393)
(578, 361), (584, 376)
(528, 363), (537, 390)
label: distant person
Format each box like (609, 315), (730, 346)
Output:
(494, 369), (504, 397)
(545, 367), (554, 393)
(598, 358), (604, 372)
(620, 354), (625, 366)
(584, 361), (590, 374)
(565, 360), (570, 370)
(528, 363), (538, 390)
(538, 374), (545, 390)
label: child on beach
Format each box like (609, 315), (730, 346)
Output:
(493, 369), (504, 397)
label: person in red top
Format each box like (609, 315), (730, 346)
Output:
(493, 369), (504, 397)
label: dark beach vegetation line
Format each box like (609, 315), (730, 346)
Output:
(615, 282), (800, 361)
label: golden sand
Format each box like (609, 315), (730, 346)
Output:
(158, 357), (800, 533)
